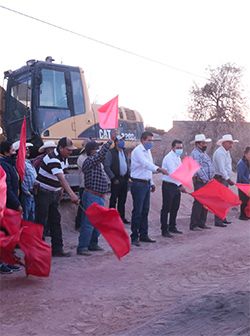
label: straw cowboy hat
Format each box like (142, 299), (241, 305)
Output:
(38, 140), (57, 153)
(217, 134), (239, 146)
(12, 140), (33, 151)
(190, 134), (212, 144)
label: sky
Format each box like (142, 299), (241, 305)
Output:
(0, 0), (249, 131)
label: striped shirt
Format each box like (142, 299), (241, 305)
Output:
(36, 149), (68, 191)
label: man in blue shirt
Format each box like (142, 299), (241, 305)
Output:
(237, 146), (250, 220)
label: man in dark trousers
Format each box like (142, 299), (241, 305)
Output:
(104, 135), (130, 224)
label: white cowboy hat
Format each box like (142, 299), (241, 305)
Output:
(190, 134), (212, 144)
(217, 134), (239, 146)
(38, 140), (57, 153)
(12, 140), (33, 151)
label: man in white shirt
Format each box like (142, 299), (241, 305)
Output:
(213, 134), (239, 227)
(161, 140), (186, 236)
(130, 131), (168, 246)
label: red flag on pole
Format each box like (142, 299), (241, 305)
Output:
(16, 117), (27, 181)
(191, 179), (241, 219)
(0, 166), (7, 218)
(170, 156), (200, 189)
(98, 96), (119, 129)
(19, 220), (51, 277)
(235, 183), (250, 197)
(85, 203), (130, 259)
(245, 200), (250, 218)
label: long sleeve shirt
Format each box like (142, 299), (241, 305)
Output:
(213, 146), (232, 180)
(83, 140), (112, 193)
(191, 147), (214, 183)
(161, 150), (182, 186)
(22, 159), (37, 195)
(236, 158), (250, 184)
(130, 143), (158, 185)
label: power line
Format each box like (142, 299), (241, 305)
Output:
(0, 4), (206, 79)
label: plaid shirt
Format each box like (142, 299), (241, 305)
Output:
(22, 159), (37, 195)
(83, 140), (112, 194)
(191, 147), (214, 183)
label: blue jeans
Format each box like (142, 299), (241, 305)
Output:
(77, 191), (105, 250)
(130, 181), (151, 241)
(21, 193), (35, 221)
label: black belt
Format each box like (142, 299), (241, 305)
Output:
(214, 174), (225, 180)
(131, 178), (150, 184)
(162, 181), (178, 186)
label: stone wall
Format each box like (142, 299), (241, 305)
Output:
(151, 120), (250, 169)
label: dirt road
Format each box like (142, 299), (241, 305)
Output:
(1, 177), (250, 336)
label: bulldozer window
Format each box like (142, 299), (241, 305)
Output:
(39, 69), (68, 108)
(71, 71), (85, 115)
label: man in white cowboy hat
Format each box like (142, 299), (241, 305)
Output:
(189, 134), (215, 231)
(213, 134), (239, 227)
(32, 140), (57, 172)
(12, 140), (37, 221)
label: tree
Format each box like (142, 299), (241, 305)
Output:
(189, 63), (247, 122)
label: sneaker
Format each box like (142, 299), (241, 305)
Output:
(169, 228), (183, 234)
(77, 248), (92, 256)
(6, 264), (21, 272)
(88, 245), (104, 251)
(0, 264), (13, 274)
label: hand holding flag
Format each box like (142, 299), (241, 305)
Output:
(170, 157), (200, 189)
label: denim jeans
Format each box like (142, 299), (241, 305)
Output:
(21, 193), (35, 221)
(77, 191), (105, 250)
(130, 181), (151, 241)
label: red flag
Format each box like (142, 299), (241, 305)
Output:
(85, 203), (130, 259)
(191, 179), (241, 219)
(19, 220), (51, 277)
(170, 156), (200, 189)
(235, 183), (250, 197)
(0, 208), (22, 235)
(0, 166), (7, 218)
(245, 200), (250, 218)
(16, 117), (26, 181)
(98, 96), (119, 129)
(0, 230), (21, 265)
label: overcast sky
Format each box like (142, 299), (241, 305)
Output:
(0, 0), (249, 130)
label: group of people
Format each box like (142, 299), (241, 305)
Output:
(0, 130), (249, 273)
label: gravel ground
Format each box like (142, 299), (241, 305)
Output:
(1, 176), (250, 336)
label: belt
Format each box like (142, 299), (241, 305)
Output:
(162, 181), (178, 186)
(36, 184), (62, 194)
(85, 189), (106, 198)
(131, 178), (150, 184)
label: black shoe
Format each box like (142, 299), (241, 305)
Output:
(169, 228), (183, 234)
(140, 236), (156, 243)
(52, 250), (71, 257)
(88, 245), (104, 251)
(239, 216), (248, 221)
(162, 231), (174, 238)
(198, 225), (211, 229)
(6, 264), (21, 272)
(190, 227), (202, 231)
(0, 264), (13, 274)
(123, 218), (130, 224)
(131, 240), (140, 247)
(223, 220), (232, 224)
(215, 224), (227, 227)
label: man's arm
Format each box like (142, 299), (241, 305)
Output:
(56, 173), (79, 204)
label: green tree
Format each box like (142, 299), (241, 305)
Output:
(189, 63), (247, 122)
